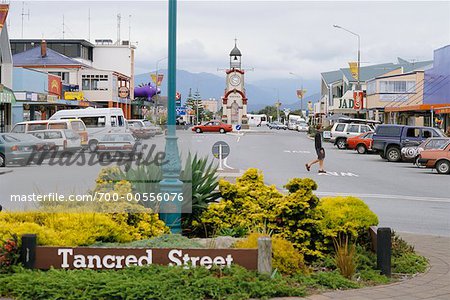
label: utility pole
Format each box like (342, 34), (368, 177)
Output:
(21, 2), (30, 38)
(62, 15), (65, 39)
(88, 8), (91, 42)
(117, 13), (121, 45)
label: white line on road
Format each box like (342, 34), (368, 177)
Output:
(314, 192), (450, 203)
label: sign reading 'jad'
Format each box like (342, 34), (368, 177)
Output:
(33, 247), (257, 270)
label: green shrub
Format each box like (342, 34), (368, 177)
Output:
(0, 266), (306, 300)
(315, 196), (378, 251)
(92, 234), (203, 248)
(357, 269), (389, 285)
(392, 253), (428, 274)
(310, 271), (359, 289)
(234, 233), (306, 275)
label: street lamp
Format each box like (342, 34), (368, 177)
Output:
(289, 72), (305, 117)
(159, 0), (182, 234)
(333, 24), (361, 90)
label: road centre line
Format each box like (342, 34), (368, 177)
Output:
(314, 192), (450, 203)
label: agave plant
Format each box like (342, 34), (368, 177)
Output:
(113, 163), (163, 210)
(180, 153), (221, 236)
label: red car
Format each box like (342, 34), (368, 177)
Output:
(346, 132), (374, 154)
(192, 121), (233, 133)
(418, 141), (450, 174)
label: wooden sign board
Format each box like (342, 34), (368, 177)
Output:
(34, 247), (258, 270)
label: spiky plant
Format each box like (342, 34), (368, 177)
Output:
(180, 153), (221, 236)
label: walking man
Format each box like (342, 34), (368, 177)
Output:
(306, 129), (326, 173)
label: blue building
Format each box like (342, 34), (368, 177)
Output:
(424, 45), (450, 134)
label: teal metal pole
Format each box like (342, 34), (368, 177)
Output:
(159, 0), (182, 233)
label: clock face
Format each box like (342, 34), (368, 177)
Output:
(230, 75), (241, 86)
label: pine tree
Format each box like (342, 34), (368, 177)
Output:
(185, 88), (205, 123)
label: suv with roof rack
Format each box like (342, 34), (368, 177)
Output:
(330, 122), (375, 149)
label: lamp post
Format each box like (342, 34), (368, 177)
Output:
(159, 0), (182, 234)
(333, 24), (361, 90)
(289, 72), (305, 117)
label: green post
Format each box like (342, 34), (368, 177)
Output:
(159, 0), (182, 233)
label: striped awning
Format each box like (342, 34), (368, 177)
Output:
(0, 86), (16, 104)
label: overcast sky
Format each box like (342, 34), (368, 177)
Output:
(6, 1), (450, 82)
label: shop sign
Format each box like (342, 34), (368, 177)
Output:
(118, 86), (130, 98)
(64, 91), (84, 100)
(353, 91), (364, 110)
(48, 75), (62, 98)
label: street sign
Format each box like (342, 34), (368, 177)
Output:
(235, 124), (241, 131)
(212, 141), (230, 159)
(176, 106), (186, 116)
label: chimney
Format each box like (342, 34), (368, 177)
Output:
(41, 40), (47, 58)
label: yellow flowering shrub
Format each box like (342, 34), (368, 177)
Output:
(197, 169), (282, 236)
(199, 169), (379, 261)
(0, 169), (169, 246)
(0, 211), (168, 246)
(315, 196), (378, 249)
(235, 233), (307, 275)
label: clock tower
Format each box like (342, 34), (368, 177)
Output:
(222, 40), (248, 127)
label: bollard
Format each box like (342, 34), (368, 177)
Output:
(21, 234), (37, 269)
(376, 227), (391, 277)
(257, 237), (272, 275)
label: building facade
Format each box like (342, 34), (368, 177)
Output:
(0, 5), (14, 132)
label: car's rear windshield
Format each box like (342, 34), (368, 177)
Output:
(376, 126), (402, 136)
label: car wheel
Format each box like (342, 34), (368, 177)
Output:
(219, 128), (225, 134)
(195, 128), (202, 133)
(436, 160), (450, 174)
(357, 144), (367, 154)
(336, 138), (347, 150)
(386, 146), (401, 162)
(88, 140), (98, 153)
(0, 153), (5, 167)
(284, 128), (287, 130)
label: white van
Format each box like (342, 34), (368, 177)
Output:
(49, 108), (127, 151)
(11, 119), (88, 147)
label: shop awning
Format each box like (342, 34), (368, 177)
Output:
(0, 86), (16, 104)
(385, 103), (450, 112)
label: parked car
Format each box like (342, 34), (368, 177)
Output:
(418, 140), (450, 174)
(268, 121), (288, 130)
(30, 130), (82, 152)
(372, 124), (445, 162)
(95, 133), (142, 159)
(192, 121), (233, 133)
(296, 121), (309, 132)
(401, 137), (450, 165)
(127, 120), (155, 139)
(346, 132), (374, 154)
(330, 123), (374, 149)
(0, 133), (44, 167)
(287, 122), (298, 130)
(11, 119), (88, 147)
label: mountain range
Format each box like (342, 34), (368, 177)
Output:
(134, 69), (321, 112)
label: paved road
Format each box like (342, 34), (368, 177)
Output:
(1, 128), (449, 236)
